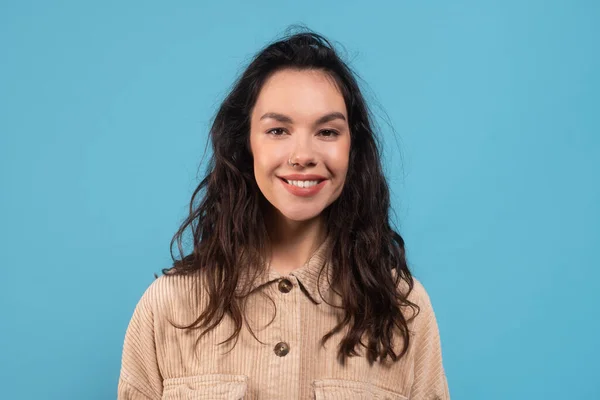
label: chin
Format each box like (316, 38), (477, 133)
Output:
(276, 206), (324, 223)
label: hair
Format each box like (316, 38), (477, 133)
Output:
(162, 26), (419, 365)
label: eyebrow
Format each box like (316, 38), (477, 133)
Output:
(259, 111), (347, 125)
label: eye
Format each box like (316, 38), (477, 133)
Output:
(266, 128), (287, 136)
(318, 129), (340, 138)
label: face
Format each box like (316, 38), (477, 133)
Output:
(249, 68), (351, 222)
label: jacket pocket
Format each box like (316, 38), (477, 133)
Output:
(313, 379), (407, 400)
(162, 374), (248, 400)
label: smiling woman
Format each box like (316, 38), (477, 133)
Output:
(117, 27), (450, 399)
(250, 69), (351, 230)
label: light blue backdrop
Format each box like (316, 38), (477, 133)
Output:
(1, 1), (598, 399)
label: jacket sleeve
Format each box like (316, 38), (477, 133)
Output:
(410, 281), (450, 400)
(118, 283), (163, 400)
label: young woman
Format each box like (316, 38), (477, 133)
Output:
(118, 29), (450, 400)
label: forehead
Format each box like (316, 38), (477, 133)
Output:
(252, 69), (347, 119)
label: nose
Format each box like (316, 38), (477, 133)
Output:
(289, 135), (317, 168)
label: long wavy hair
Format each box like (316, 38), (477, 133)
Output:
(163, 27), (419, 365)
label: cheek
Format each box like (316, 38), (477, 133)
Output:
(252, 147), (278, 183)
(254, 152), (270, 173)
(329, 142), (351, 175)
(250, 136), (264, 173)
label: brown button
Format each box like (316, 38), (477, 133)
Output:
(274, 341), (290, 357)
(278, 278), (293, 293)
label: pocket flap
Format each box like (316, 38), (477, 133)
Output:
(162, 374), (248, 399)
(313, 378), (407, 400)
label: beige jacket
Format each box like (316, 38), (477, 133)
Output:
(118, 237), (450, 399)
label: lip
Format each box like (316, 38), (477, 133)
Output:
(278, 177), (327, 197)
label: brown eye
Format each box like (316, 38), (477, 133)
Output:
(266, 128), (286, 136)
(319, 129), (339, 137)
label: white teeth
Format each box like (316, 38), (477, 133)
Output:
(287, 180), (319, 188)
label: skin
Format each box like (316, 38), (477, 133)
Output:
(249, 68), (351, 274)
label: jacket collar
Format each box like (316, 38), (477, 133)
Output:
(236, 236), (334, 304)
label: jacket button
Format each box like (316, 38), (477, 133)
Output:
(274, 341), (290, 357)
(278, 279), (293, 293)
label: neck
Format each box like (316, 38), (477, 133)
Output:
(264, 209), (327, 275)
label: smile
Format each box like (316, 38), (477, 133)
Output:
(278, 177), (327, 197)
(282, 179), (321, 188)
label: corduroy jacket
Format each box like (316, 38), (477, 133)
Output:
(118, 237), (450, 399)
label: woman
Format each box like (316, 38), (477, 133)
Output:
(118, 29), (450, 399)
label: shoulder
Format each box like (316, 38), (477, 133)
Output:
(393, 272), (433, 308)
(395, 275), (437, 324)
(133, 272), (205, 321)
(408, 278), (433, 308)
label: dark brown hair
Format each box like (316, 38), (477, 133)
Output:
(162, 26), (418, 365)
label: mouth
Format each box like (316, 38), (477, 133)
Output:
(278, 177), (327, 188)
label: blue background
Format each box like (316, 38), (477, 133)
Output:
(1, 1), (598, 399)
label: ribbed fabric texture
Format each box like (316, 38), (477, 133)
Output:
(118, 238), (450, 399)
